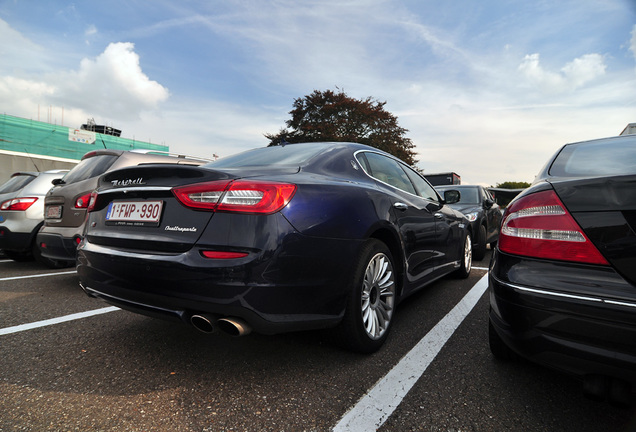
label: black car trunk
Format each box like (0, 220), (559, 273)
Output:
(551, 175), (636, 287)
(86, 165), (235, 253)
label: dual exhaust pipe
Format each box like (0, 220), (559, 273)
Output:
(190, 314), (252, 337)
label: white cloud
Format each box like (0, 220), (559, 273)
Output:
(0, 41), (170, 126)
(54, 42), (169, 117)
(85, 24), (97, 37)
(630, 24), (636, 61)
(519, 52), (606, 93)
(0, 18), (49, 73)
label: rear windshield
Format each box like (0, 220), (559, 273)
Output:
(62, 154), (118, 184)
(550, 137), (636, 177)
(0, 174), (35, 194)
(206, 143), (328, 169)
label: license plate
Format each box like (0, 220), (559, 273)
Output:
(46, 205), (62, 219)
(106, 200), (163, 226)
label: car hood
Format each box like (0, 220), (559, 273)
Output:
(449, 203), (480, 215)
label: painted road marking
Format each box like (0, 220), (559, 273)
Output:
(0, 270), (76, 282)
(0, 307), (120, 336)
(1, 269), (120, 335)
(333, 273), (489, 432)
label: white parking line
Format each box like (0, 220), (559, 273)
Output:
(333, 273), (489, 432)
(1, 269), (120, 335)
(0, 306), (120, 336)
(0, 270), (76, 281)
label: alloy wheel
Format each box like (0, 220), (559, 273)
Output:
(361, 252), (395, 340)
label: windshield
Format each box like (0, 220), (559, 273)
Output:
(62, 155), (118, 184)
(550, 137), (636, 177)
(0, 174), (35, 194)
(206, 143), (329, 169)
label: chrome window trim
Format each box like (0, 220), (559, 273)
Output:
(353, 149), (441, 204)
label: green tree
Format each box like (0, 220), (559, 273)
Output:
(265, 89), (417, 165)
(495, 181), (531, 189)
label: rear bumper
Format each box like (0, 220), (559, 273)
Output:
(76, 234), (362, 335)
(0, 226), (33, 252)
(36, 231), (80, 261)
(489, 249), (636, 384)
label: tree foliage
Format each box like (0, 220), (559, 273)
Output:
(265, 89), (417, 165)
(495, 181), (531, 189)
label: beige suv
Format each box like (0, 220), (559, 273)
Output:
(37, 149), (209, 266)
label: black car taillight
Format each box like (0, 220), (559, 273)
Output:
(172, 180), (297, 214)
(499, 189), (608, 265)
(0, 197), (38, 211)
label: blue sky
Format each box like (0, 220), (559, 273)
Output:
(1, 0), (635, 186)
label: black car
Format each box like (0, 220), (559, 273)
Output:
(489, 134), (636, 404)
(77, 142), (472, 353)
(435, 185), (502, 260)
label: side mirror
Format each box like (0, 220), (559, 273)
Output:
(444, 190), (461, 205)
(484, 198), (494, 209)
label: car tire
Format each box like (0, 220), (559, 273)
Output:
(3, 250), (34, 262)
(488, 317), (518, 361)
(336, 239), (396, 353)
(473, 224), (487, 261)
(453, 231), (472, 279)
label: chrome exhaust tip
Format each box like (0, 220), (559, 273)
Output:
(190, 314), (217, 334)
(217, 317), (252, 336)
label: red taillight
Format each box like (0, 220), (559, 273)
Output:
(86, 192), (98, 213)
(0, 197), (38, 211)
(201, 250), (249, 259)
(172, 180), (297, 214)
(499, 189), (608, 265)
(75, 193), (92, 209)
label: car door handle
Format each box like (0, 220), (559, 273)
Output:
(434, 213), (444, 219)
(393, 202), (408, 211)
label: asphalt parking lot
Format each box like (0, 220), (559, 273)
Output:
(1, 250), (635, 432)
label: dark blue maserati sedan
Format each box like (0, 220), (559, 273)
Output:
(77, 142), (472, 352)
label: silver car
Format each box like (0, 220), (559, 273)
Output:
(0, 170), (69, 266)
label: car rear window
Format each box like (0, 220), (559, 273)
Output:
(62, 154), (118, 184)
(0, 174), (35, 194)
(549, 137), (636, 177)
(206, 143), (328, 169)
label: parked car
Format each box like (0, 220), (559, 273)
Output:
(0, 170), (69, 267)
(489, 134), (636, 405)
(435, 185), (502, 260)
(76, 142), (472, 353)
(37, 149), (209, 265)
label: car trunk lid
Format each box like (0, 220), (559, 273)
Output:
(551, 175), (636, 287)
(87, 164), (299, 253)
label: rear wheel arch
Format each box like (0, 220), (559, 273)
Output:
(335, 237), (397, 353)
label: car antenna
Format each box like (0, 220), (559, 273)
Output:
(23, 148), (40, 172)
